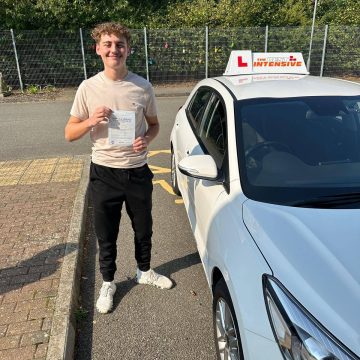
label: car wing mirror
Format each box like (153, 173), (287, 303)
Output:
(178, 155), (218, 180)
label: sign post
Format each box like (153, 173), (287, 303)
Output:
(307, 0), (318, 72)
(0, 72), (3, 98)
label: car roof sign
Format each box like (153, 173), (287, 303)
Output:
(223, 51), (309, 76)
(223, 50), (253, 75)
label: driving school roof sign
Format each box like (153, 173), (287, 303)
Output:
(223, 50), (309, 75)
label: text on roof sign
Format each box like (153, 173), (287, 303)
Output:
(224, 51), (309, 76)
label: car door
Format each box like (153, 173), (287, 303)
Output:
(191, 93), (230, 264)
(174, 86), (213, 219)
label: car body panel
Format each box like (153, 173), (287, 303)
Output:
(242, 328), (282, 360)
(243, 200), (360, 354)
(206, 182), (274, 338)
(218, 75), (360, 100)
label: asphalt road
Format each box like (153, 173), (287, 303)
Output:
(0, 96), (184, 161)
(75, 154), (216, 360)
(0, 96), (216, 359)
(74, 97), (216, 360)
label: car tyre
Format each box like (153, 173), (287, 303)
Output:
(171, 148), (181, 196)
(213, 278), (243, 360)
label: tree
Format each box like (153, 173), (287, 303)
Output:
(0, 0), (358, 30)
(317, 0), (360, 25)
(150, 0), (318, 29)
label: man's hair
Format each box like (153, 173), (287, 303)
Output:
(91, 22), (131, 45)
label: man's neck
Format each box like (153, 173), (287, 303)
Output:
(103, 67), (129, 81)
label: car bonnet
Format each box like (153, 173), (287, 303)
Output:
(242, 199), (360, 355)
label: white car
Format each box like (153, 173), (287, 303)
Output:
(170, 51), (360, 360)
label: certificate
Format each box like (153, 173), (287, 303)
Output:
(108, 110), (135, 146)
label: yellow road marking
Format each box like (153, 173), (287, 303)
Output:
(149, 165), (170, 174)
(152, 179), (183, 204)
(152, 179), (176, 195)
(0, 150), (183, 208)
(148, 150), (171, 157)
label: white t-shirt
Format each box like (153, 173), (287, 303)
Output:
(70, 71), (158, 168)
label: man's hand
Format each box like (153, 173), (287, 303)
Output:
(65, 106), (113, 142)
(133, 136), (148, 152)
(88, 106), (113, 128)
(131, 114), (159, 151)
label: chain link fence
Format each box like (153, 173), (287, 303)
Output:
(208, 27), (267, 77)
(147, 28), (207, 82)
(0, 31), (19, 89)
(0, 26), (359, 91)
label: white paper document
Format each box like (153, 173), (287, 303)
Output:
(108, 110), (135, 146)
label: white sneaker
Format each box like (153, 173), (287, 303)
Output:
(96, 281), (116, 314)
(136, 268), (173, 289)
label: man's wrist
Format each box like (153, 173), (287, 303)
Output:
(87, 118), (94, 129)
(144, 135), (151, 145)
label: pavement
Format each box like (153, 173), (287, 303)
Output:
(0, 85), (193, 360)
(0, 156), (89, 360)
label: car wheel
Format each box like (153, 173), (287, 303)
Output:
(213, 278), (243, 360)
(171, 148), (181, 196)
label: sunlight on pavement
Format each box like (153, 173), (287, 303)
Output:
(0, 151), (183, 204)
(0, 157), (83, 186)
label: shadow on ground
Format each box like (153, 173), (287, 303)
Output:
(0, 243), (76, 296)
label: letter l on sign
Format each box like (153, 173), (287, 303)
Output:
(238, 56), (248, 67)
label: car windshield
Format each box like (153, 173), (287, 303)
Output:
(235, 96), (360, 207)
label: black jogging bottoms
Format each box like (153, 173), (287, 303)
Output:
(89, 162), (154, 282)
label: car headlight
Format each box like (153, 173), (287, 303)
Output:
(263, 276), (359, 360)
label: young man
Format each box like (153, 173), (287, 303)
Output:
(65, 22), (173, 314)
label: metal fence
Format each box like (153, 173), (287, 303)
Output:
(0, 26), (359, 91)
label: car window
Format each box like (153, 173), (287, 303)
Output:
(235, 95), (360, 205)
(187, 88), (212, 129)
(199, 94), (227, 168)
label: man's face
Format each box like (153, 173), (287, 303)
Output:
(96, 33), (130, 70)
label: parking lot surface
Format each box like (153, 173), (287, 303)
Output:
(75, 150), (216, 360)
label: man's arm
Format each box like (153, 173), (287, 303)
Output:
(65, 106), (112, 142)
(65, 115), (92, 142)
(133, 114), (160, 152)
